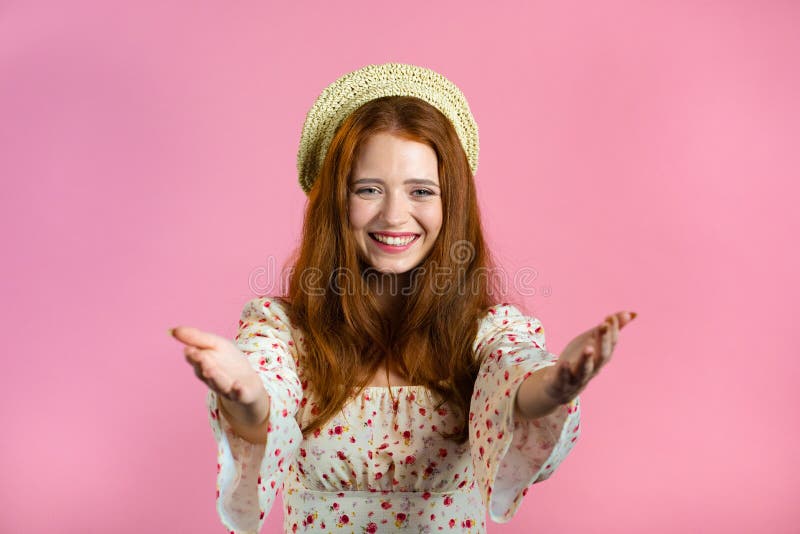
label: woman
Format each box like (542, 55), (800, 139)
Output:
(171, 63), (636, 533)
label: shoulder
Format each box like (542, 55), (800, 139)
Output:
(473, 302), (546, 352)
(236, 296), (299, 343)
(239, 295), (292, 324)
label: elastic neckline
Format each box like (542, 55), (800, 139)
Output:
(356, 384), (429, 392)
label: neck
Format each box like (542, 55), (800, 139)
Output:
(368, 271), (411, 321)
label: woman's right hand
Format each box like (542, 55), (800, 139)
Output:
(170, 326), (266, 409)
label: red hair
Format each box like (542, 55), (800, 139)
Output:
(284, 96), (502, 443)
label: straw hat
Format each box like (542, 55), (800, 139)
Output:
(296, 62), (479, 194)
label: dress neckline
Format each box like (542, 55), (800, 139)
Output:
(355, 384), (429, 392)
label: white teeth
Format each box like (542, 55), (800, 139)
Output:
(372, 234), (416, 246)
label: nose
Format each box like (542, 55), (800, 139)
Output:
(380, 190), (410, 226)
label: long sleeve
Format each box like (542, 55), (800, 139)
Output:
(207, 297), (304, 534)
(469, 304), (581, 523)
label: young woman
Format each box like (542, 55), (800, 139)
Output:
(171, 63), (636, 533)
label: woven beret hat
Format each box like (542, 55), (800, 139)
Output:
(296, 62), (479, 195)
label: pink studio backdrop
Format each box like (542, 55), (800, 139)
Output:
(1, 1), (797, 532)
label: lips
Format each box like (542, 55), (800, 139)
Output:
(369, 232), (419, 238)
(368, 233), (420, 250)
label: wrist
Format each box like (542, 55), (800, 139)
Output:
(514, 367), (559, 420)
(218, 389), (269, 427)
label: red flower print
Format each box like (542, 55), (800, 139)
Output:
(396, 513), (406, 521)
(366, 523), (378, 533)
(402, 430), (411, 439)
(404, 455), (416, 464)
(449, 518), (456, 527)
(375, 472), (382, 479)
(381, 501), (392, 509)
(340, 514), (349, 524)
(443, 495), (453, 506)
(419, 407), (426, 416)
(438, 448), (447, 457)
(422, 491), (431, 500)
(334, 425), (343, 434)
(337, 450), (347, 460)
(300, 448), (306, 458)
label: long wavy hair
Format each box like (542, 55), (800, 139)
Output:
(283, 95), (501, 444)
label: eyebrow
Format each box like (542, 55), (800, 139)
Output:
(351, 178), (441, 188)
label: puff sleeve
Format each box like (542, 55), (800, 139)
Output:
(206, 297), (304, 534)
(469, 304), (581, 523)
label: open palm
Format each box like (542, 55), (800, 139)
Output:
(170, 326), (264, 406)
(543, 311), (637, 405)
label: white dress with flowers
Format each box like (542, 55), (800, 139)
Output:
(206, 297), (581, 533)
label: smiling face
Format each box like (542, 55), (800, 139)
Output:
(348, 132), (443, 275)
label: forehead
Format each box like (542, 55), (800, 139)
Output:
(351, 133), (439, 182)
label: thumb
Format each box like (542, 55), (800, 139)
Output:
(169, 326), (224, 350)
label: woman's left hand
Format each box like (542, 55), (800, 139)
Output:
(542, 311), (637, 406)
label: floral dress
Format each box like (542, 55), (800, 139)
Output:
(206, 297), (581, 533)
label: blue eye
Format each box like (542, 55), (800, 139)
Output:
(412, 189), (435, 197)
(354, 187), (380, 195)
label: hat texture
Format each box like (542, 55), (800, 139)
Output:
(296, 62), (479, 194)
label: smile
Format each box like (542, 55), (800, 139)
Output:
(369, 233), (420, 248)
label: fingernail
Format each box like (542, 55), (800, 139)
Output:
(630, 312), (638, 320)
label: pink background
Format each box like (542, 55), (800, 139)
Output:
(1, 1), (797, 532)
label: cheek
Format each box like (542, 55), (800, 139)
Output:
(348, 201), (369, 232)
(418, 204), (443, 233)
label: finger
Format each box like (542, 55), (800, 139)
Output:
(204, 364), (234, 395)
(581, 352), (595, 382)
(192, 362), (209, 384)
(618, 310), (637, 329)
(601, 321), (613, 360)
(574, 347), (594, 383)
(609, 314), (619, 345)
(184, 345), (202, 364)
(171, 326), (222, 350)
